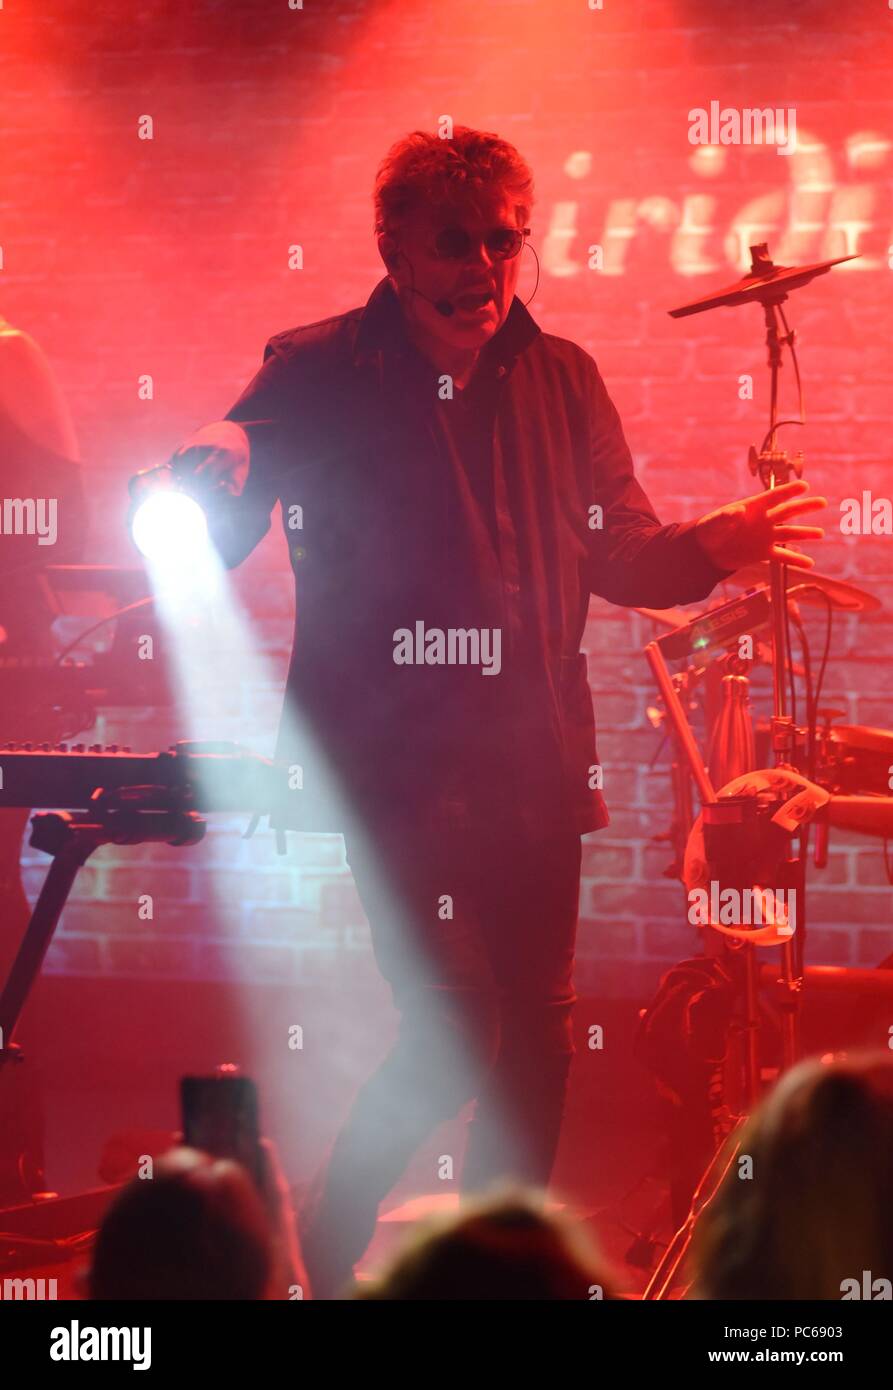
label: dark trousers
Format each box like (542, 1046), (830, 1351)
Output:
(299, 815), (583, 1297)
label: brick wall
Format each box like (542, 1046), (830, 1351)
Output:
(6, 0), (893, 999)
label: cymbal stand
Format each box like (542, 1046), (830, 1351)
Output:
(745, 281), (807, 1070)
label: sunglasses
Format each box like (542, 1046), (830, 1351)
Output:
(430, 225), (531, 261)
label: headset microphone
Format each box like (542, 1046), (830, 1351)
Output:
(386, 240), (540, 316)
(409, 283), (455, 317)
(386, 250), (455, 316)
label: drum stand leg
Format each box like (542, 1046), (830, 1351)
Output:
(642, 1113), (748, 1300)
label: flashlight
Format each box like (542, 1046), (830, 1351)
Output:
(127, 461), (212, 561)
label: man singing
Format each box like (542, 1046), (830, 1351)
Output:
(171, 126), (824, 1297)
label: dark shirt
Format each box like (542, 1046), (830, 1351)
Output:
(212, 275), (729, 838)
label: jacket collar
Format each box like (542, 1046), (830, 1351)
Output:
(352, 275), (541, 374)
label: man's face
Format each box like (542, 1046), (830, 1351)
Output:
(382, 188), (525, 351)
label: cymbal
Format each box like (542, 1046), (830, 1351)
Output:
(820, 724), (893, 759)
(727, 565), (881, 614)
(668, 244), (858, 318)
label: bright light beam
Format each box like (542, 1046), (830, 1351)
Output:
(134, 503), (520, 1229)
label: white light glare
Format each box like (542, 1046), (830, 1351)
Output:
(131, 491), (209, 561)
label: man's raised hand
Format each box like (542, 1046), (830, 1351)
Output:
(694, 478), (827, 573)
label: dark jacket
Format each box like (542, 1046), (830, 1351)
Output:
(211, 275), (728, 837)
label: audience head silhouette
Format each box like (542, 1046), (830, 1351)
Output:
(693, 1052), (893, 1300)
(354, 1185), (615, 1300)
(88, 1146), (273, 1300)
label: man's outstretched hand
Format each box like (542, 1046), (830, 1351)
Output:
(694, 478), (827, 573)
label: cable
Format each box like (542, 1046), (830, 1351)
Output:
(51, 596), (154, 668)
(649, 730), (670, 770)
(812, 591), (834, 729)
(760, 419), (805, 453)
(784, 572), (797, 730)
(778, 303), (806, 427)
(790, 606), (815, 778)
